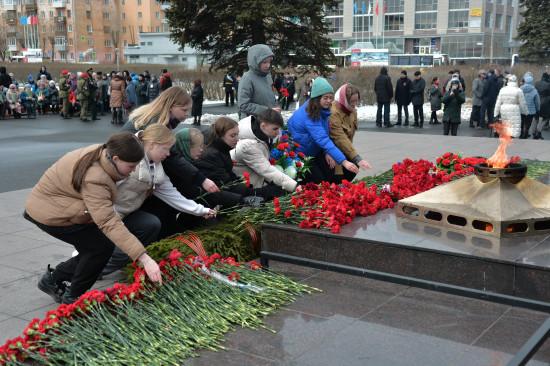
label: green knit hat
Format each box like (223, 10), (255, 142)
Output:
(310, 77), (333, 98)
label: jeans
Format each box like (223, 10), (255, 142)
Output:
(397, 104), (409, 124)
(480, 101), (495, 128)
(376, 102), (390, 126)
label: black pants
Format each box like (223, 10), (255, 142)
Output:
(225, 91), (234, 106)
(413, 105), (424, 125)
(397, 104), (409, 124)
(470, 105), (481, 125)
(332, 165), (357, 184)
(283, 96), (294, 110)
(50, 210), (160, 295)
(520, 114), (535, 138)
(480, 101), (495, 128)
(302, 151), (335, 184)
(443, 121), (459, 136)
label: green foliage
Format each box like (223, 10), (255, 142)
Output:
(353, 168), (394, 192)
(517, 0), (550, 63)
(165, 0), (340, 75)
(523, 159), (550, 179)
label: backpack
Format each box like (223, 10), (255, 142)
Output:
(164, 76), (172, 89)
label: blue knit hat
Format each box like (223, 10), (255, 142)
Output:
(310, 78), (333, 98)
(28, 75), (34, 80)
(130, 72), (136, 77)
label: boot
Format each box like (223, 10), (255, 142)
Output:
(61, 285), (80, 305)
(197, 117), (201, 126)
(117, 109), (123, 124)
(538, 132), (544, 140)
(434, 119), (441, 125)
(193, 117), (197, 125)
(37, 265), (66, 303)
(429, 116), (433, 124)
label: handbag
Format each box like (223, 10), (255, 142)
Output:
(123, 101), (131, 109)
(15, 103), (22, 113)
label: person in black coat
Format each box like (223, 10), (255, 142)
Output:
(223, 73), (235, 106)
(479, 71), (499, 129)
(283, 76), (296, 110)
(191, 78), (204, 126)
(410, 71), (426, 127)
(274, 73), (284, 101)
(36, 66), (52, 81)
(394, 70), (412, 126)
(374, 67), (393, 127)
(0, 66), (12, 90)
(532, 73), (550, 139)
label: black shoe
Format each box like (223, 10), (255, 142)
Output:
(413, 123), (419, 127)
(533, 133), (540, 140)
(80, 118), (90, 122)
(419, 123), (423, 128)
(92, 117), (101, 120)
(376, 124), (382, 128)
(61, 285), (80, 305)
(395, 122), (402, 126)
(385, 124), (394, 128)
(433, 121), (441, 124)
(403, 122), (409, 126)
(37, 265), (65, 303)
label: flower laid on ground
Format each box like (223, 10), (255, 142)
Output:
(0, 251), (317, 365)
(269, 125), (312, 180)
(435, 152), (486, 173)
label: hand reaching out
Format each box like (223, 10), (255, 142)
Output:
(137, 253), (162, 285)
(325, 154), (336, 169)
(202, 178), (219, 193)
(357, 160), (372, 170)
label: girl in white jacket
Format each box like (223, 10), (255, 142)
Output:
(101, 124), (216, 275)
(494, 75), (528, 138)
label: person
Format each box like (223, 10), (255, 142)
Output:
(68, 89), (81, 118)
(478, 70), (499, 130)
(101, 125), (216, 273)
(394, 70), (412, 126)
(297, 77), (312, 105)
(36, 66), (52, 81)
(147, 74), (161, 103)
(238, 44), (280, 117)
(427, 77), (442, 125)
(120, 86), (221, 199)
(531, 73), (550, 139)
(519, 73), (540, 139)
(232, 109), (297, 192)
(194, 117), (269, 207)
(110, 73), (126, 124)
(27, 75), (37, 93)
(76, 72), (90, 122)
(0, 66), (12, 90)
(85, 68), (100, 121)
(20, 84), (37, 119)
(135, 74), (148, 107)
(470, 70), (485, 128)
(282, 75), (296, 110)
(0, 87), (6, 120)
(143, 69), (151, 83)
(374, 67), (393, 128)
(6, 84), (21, 119)
(234, 75), (240, 102)
(495, 69), (505, 93)
(223, 72), (235, 106)
(274, 73), (284, 101)
(25, 131), (163, 304)
(287, 78), (359, 184)
(328, 83), (371, 183)
(35, 81), (49, 115)
(68, 72), (77, 95)
(99, 73), (110, 116)
(191, 78), (203, 126)
(47, 80), (59, 114)
(159, 69), (173, 92)
(125, 75), (137, 113)
(441, 78), (465, 136)
(8, 73), (19, 90)
(410, 71), (426, 127)
(59, 70), (71, 119)
(494, 75), (529, 138)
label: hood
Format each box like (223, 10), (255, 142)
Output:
(237, 116), (256, 140)
(162, 72), (171, 78)
(113, 75), (124, 81)
(524, 75), (534, 85)
(0, 67), (6, 74)
(40, 66), (47, 71)
(522, 83), (536, 93)
(380, 67), (388, 75)
(247, 44), (274, 76)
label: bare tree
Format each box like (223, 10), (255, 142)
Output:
(48, 35), (55, 62)
(0, 36), (7, 62)
(111, 29), (120, 65)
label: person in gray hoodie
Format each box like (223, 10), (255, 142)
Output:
(238, 44), (280, 117)
(519, 72), (540, 139)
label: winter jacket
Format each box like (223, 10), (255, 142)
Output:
(494, 81), (528, 138)
(520, 82), (540, 115)
(35, 86), (49, 106)
(287, 99), (346, 164)
(191, 85), (203, 117)
(481, 74), (499, 104)
(135, 80), (148, 106)
(443, 75), (466, 93)
(427, 84), (443, 111)
(159, 73), (173, 92)
(472, 77), (485, 106)
(147, 79), (161, 101)
(125, 82), (137, 107)
(36, 67), (52, 81)
(441, 89), (465, 123)
(231, 116), (297, 192)
(394, 77), (412, 105)
(535, 76), (550, 118)
(20, 90), (37, 104)
(6, 90), (19, 110)
(59, 74), (70, 99)
(223, 75), (235, 93)
(48, 85), (59, 104)
(76, 75), (89, 101)
(109, 75), (126, 108)
(374, 70), (393, 103)
(410, 78), (426, 106)
(195, 138), (239, 187)
(0, 67), (12, 89)
(24, 144), (147, 261)
(329, 100), (362, 176)
(238, 44), (277, 117)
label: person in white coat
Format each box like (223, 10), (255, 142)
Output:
(101, 124), (216, 275)
(494, 75), (528, 138)
(231, 108), (297, 193)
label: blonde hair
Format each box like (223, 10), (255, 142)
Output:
(130, 86), (191, 130)
(140, 124), (176, 146)
(188, 128), (204, 149)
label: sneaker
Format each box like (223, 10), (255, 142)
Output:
(37, 265), (66, 303)
(242, 196), (264, 207)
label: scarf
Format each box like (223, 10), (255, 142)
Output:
(251, 116), (273, 149)
(335, 84), (354, 115)
(174, 128), (194, 163)
(168, 113), (180, 129)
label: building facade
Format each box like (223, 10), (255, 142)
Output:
(326, 0), (523, 62)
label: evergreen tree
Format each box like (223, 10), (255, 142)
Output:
(517, 0), (550, 63)
(165, 0), (339, 75)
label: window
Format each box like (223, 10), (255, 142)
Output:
(40, 10), (45, 18)
(327, 17), (343, 33)
(485, 11), (492, 28)
(156, 25), (160, 32)
(495, 13), (503, 29)
(123, 40), (128, 46)
(86, 11), (91, 18)
(385, 15), (404, 31)
(508, 0), (514, 6)
(105, 53), (112, 60)
(448, 0), (469, 28)
(415, 12), (437, 29)
(162, 24), (169, 32)
(87, 25), (92, 32)
(324, 2), (343, 16)
(121, 13), (125, 20)
(50, 25), (54, 32)
(67, 10), (71, 17)
(448, 0), (469, 9)
(105, 39), (112, 46)
(56, 9), (62, 16)
(385, 0), (404, 13)
(42, 25), (46, 32)
(68, 24), (72, 32)
(138, 25), (142, 32)
(60, 52), (66, 60)
(155, 11), (160, 19)
(104, 26), (110, 34)
(49, 10), (53, 17)
(506, 15), (513, 35)
(147, 41), (152, 45)
(497, 0), (504, 4)
(88, 38), (93, 46)
(103, 0), (108, 4)
(137, 0), (141, 4)
(121, 0), (124, 4)
(86, 0), (90, 3)
(415, 0), (437, 11)
(70, 52), (74, 59)
(103, 12), (110, 20)
(69, 38), (73, 45)
(137, 12), (142, 19)
(181, 57), (187, 62)
(122, 26), (126, 34)
(40, 0), (43, 3)
(140, 41), (145, 45)
(148, 57), (153, 62)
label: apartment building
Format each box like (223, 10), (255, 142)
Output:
(326, 0), (523, 62)
(0, 0), (170, 63)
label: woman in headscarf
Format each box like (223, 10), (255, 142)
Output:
(328, 83), (371, 183)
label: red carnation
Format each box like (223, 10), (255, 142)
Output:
(436, 157), (441, 164)
(281, 135), (289, 140)
(454, 164), (463, 171)
(443, 152), (451, 158)
(296, 161), (303, 167)
(243, 172), (250, 187)
(442, 158), (450, 166)
(284, 210), (292, 218)
(288, 151), (296, 158)
(298, 152), (306, 158)
(277, 144), (285, 151)
(294, 142), (301, 148)
(270, 158), (276, 165)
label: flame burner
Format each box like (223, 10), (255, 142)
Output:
(474, 163), (527, 184)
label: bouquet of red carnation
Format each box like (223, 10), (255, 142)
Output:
(279, 88), (289, 108)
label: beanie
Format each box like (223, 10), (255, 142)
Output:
(451, 78), (460, 85)
(414, 71), (421, 76)
(478, 69), (486, 75)
(62, 70), (69, 76)
(28, 75), (34, 80)
(504, 70), (511, 75)
(130, 72), (136, 77)
(310, 77), (333, 99)
(401, 70), (407, 76)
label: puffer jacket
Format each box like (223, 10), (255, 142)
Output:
(520, 78), (540, 115)
(535, 76), (550, 118)
(147, 79), (161, 101)
(109, 75), (126, 108)
(231, 116), (297, 192)
(328, 100), (360, 162)
(494, 81), (529, 138)
(238, 44), (277, 117)
(24, 145), (147, 260)
(287, 99), (346, 163)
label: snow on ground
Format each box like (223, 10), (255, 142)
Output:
(182, 100), (474, 126)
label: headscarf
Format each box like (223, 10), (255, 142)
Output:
(174, 128), (193, 162)
(334, 84), (355, 115)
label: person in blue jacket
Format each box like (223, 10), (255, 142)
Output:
(287, 78), (359, 184)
